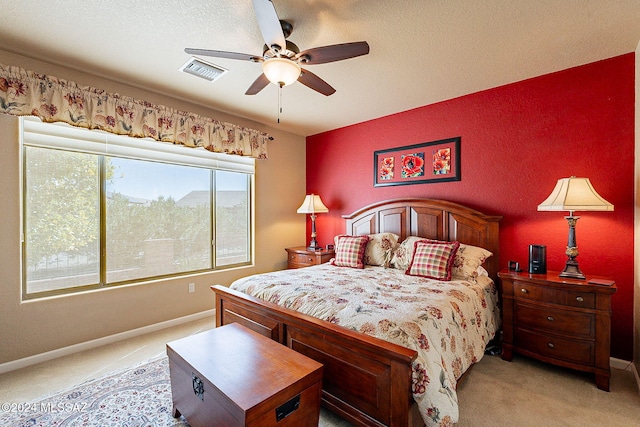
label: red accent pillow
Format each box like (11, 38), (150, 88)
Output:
(332, 235), (370, 269)
(406, 239), (460, 280)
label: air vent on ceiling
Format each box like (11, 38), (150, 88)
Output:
(180, 57), (228, 82)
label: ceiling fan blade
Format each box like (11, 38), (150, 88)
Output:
(296, 41), (370, 65)
(252, 0), (286, 50)
(185, 48), (260, 62)
(298, 69), (336, 96)
(245, 73), (271, 95)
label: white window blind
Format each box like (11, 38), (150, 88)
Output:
(21, 116), (255, 173)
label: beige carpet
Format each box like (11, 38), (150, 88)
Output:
(456, 354), (640, 426)
(1, 317), (638, 426)
(321, 353), (640, 427)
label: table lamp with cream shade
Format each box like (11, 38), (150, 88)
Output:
(537, 176), (613, 279)
(297, 194), (329, 251)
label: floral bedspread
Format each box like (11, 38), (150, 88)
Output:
(230, 263), (500, 427)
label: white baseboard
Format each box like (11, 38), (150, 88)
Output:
(610, 356), (633, 371)
(0, 309), (215, 375)
(632, 361), (640, 395)
(611, 357), (640, 394)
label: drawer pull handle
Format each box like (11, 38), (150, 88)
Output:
(520, 288), (528, 294)
(547, 342), (555, 349)
(576, 296), (584, 302)
(547, 316), (554, 322)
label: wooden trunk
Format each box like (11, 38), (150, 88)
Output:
(167, 323), (323, 427)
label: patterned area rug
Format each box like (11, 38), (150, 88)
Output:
(0, 357), (352, 427)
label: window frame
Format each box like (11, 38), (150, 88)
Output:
(20, 117), (254, 300)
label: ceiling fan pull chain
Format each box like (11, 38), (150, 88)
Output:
(277, 83), (283, 124)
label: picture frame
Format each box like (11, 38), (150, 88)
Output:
(373, 137), (461, 187)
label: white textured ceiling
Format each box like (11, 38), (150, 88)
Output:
(0, 1), (639, 136)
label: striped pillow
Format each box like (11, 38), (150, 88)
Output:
(406, 239), (460, 280)
(332, 235), (370, 269)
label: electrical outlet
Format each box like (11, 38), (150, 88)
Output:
(188, 283), (195, 293)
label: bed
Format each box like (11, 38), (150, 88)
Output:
(211, 198), (501, 427)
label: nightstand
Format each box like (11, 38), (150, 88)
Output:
(498, 269), (617, 391)
(285, 246), (334, 269)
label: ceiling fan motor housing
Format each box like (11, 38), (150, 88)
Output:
(263, 40), (300, 59)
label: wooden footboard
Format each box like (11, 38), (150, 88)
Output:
(211, 285), (424, 427)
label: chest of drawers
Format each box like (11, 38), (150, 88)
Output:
(498, 269), (616, 391)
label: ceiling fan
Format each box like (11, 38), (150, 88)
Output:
(184, 0), (369, 96)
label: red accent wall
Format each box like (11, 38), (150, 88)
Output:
(306, 54), (635, 360)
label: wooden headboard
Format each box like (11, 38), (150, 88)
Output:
(343, 198), (502, 280)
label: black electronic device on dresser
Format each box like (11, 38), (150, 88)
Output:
(528, 244), (546, 274)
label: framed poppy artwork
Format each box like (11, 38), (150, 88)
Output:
(373, 137), (461, 187)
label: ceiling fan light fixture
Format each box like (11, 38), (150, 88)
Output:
(262, 57), (301, 87)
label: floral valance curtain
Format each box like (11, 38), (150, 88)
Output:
(0, 63), (269, 159)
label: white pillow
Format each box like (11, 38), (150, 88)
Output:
(451, 243), (493, 281)
(364, 233), (400, 267)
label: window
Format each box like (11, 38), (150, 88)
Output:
(21, 117), (254, 299)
